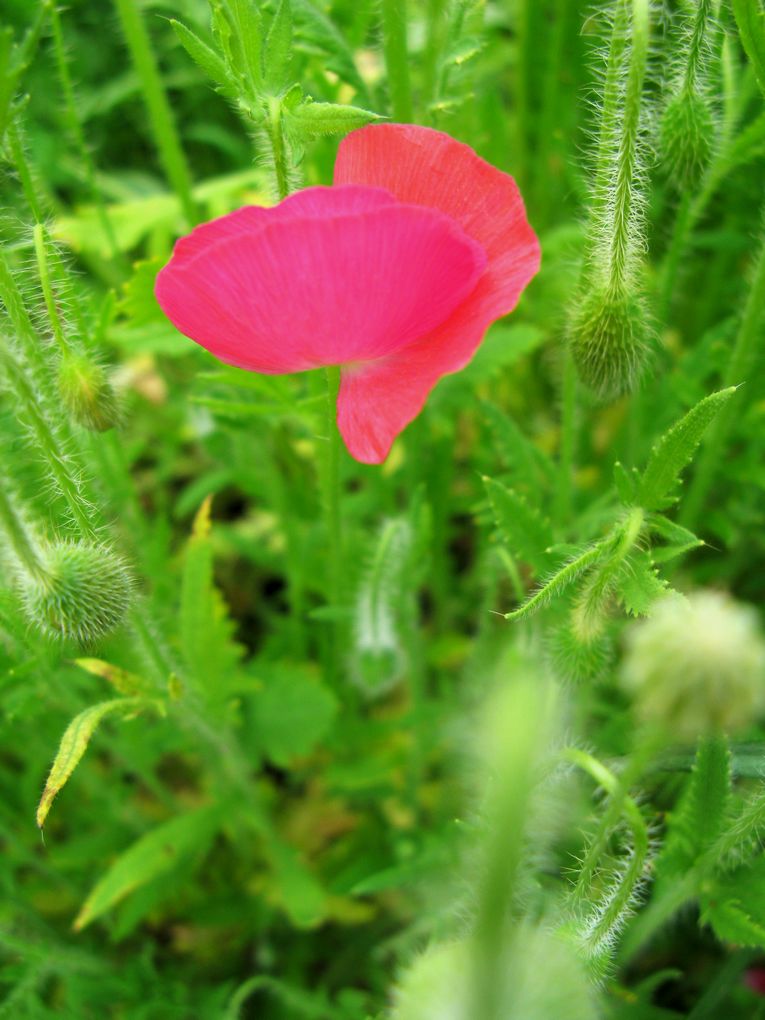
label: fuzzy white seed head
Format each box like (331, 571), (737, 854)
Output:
(621, 591), (765, 741)
(22, 541), (133, 644)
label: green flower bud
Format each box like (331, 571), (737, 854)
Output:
(392, 942), (470, 1020)
(569, 285), (648, 400)
(660, 88), (713, 187)
(58, 354), (121, 432)
(621, 591), (765, 742)
(22, 541), (133, 644)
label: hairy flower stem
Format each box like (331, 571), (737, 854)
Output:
(323, 365), (344, 687)
(265, 99), (291, 202)
(380, 0), (413, 122)
(33, 225), (70, 355)
(112, 0), (198, 226)
(6, 121), (44, 223)
(681, 218), (765, 530)
(0, 482), (46, 581)
(49, 2), (121, 261)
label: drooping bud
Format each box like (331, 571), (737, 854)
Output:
(58, 353), (121, 432)
(569, 285), (648, 400)
(660, 88), (713, 187)
(621, 591), (765, 741)
(21, 541), (133, 644)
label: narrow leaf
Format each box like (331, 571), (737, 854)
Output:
(483, 477), (555, 574)
(74, 807), (219, 930)
(170, 20), (235, 98)
(732, 0), (765, 99)
(286, 100), (383, 136)
(639, 388), (737, 510)
(37, 698), (151, 828)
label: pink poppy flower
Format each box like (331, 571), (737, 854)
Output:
(155, 124), (540, 464)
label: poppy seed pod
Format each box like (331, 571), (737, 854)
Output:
(660, 89), (713, 187)
(569, 285), (648, 400)
(58, 354), (121, 432)
(621, 591), (765, 741)
(22, 541), (133, 644)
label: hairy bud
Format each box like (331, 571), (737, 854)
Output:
(22, 541), (133, 644)
(58, 354), (121, 432)
(569, 286), (648, 400)
(621, 591), (765, 741)
(660, 89), (713, 187)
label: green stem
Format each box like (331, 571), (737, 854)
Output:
(49, 2), (122, 261)
(323, 366), (343, 685)
(380, 0), (413, 122)
(33, 225), (70, 355)
(681, 218), (765, 530)
(422, 0), (445, 117)
(0, 340), (96, 539)
(554, 349), (577, 528)
(0, 252), (50, 379)
(265, 98), (290, 201)
(112, 0), (198, 226)
(6, 120), (45, 222)
(0, 480), (46, 580)
(684, 0), (713, 91)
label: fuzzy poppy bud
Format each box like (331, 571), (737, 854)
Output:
(392, 941), (470, 1020)
(660, 88), (713, 187)
(58, 354), (121, 432)
(22, 541), (133, 644)
(621, 591), (765, 741)
(569, 285), (648, 400)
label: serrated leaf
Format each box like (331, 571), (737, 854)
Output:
(732, 0), (765, 99)
(170, 19), (236, 98)
(225, 0), (263, 95)
(703, 899), (765, 948)
(481, 402), (556, 493)
(74, 806), (220, 930)
(614, 460), (640, 505)
(251, 666), (337, 766)
(286, 100), (382, 137)
(264, 0), (293, 91)
(616, 551), (667, 617)
(648, 515), (704, 563)
(483, 477), (555, 574)
(37, 697), (154, 828)
(180, 498), (243, 699)
(656, 736), (731, 885)
(639, 388), (737, 510)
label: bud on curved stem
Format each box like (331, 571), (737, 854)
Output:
(58, 353), (122, 432)
(570, 0), (651, 399)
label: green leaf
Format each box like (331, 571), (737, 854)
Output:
(268, 840), (328, 928)
(119, 256), (165, 326)
(732, 0), (765, 99)
(251, 666), (337, 767)
(170, 19), (235, 98)
(291, 0), (368, 98)
(74, 807), (220, 930)
(702, 898), (765, 948)
(481, 402), (556, 493)
(264, 0), (293, 92)
(648, 515), (704, 563)
(483, 477), (555, 574)
(224, 0), (264, 96)
(656, 735), (731, 885)
(180, 497), (243, 700)
(37, 697), (156, 828)
(639, 388), (737, 510)
(616, 550), (668, 617)
(505, 540), (606, 622)
(286, 100), (383, 137)
(614, 460), (640, 505)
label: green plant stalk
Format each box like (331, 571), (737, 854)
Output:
(112, 0), (198, 226)
(681, 219), (765, 529)
(0, 252), (50, 379)
(33, 225), (70, 355)
(380, 0), (413, 122)
(422, 0), (445, 116)
(6, 120), (44, 222)
(554, 349), (578, 527)
(49, 2), (121, 260)
(0, 340), (96, 539)
(323, 365), (343, 686)
(0, 480), (46, 580)
(265, 98), (290, 202)
(605, 0), (649, 294)
(684, 0), (714, 91)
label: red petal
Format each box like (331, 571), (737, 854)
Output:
(156, 186), (486, 374)
(334, 125), (540, 462)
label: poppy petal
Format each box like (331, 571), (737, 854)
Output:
(156, 196), (487, 374)
(334, 125), (541, 462)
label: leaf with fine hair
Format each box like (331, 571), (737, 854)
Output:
(170, 19), (237, 99)
(639, 387), (737, 510)
(504, 540), (607, 622)
(732, 0), (765, 99)
(36, 697), (159, 828)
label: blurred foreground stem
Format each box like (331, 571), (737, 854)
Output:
(381, 0), (413, 122)
(323, 366), (344, 686)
